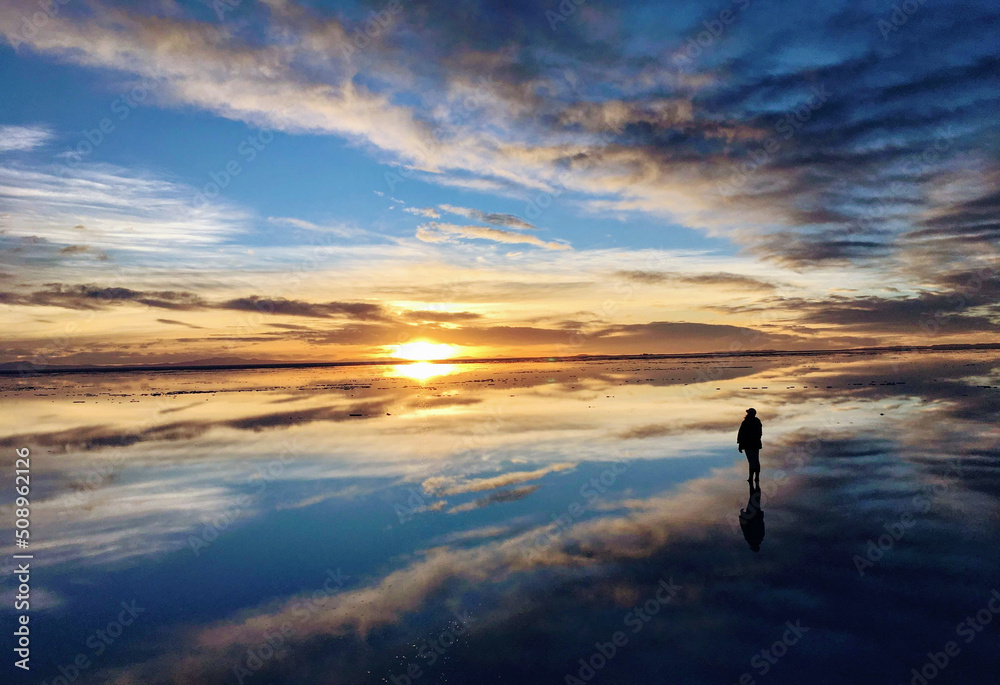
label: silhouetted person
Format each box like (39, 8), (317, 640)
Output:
(737, 407), (762, 485)
(739, 480), (765, 552)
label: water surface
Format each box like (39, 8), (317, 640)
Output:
(1, 350), (998, 684)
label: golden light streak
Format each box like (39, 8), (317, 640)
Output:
(391, 341), (458, 361)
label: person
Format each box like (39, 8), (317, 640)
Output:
(739, 480), (765, 552)
(737, 407), (762, 485)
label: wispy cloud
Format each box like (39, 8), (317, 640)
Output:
(0, 124), (52, 152)
(0, 161), (247, 257)
(422, 462), (576, 496)
(437, 204), (535, 229)
(615, 270), (779, 291)
(416, 222), (570, 250)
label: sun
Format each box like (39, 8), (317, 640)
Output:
(391, 341), (458, 361)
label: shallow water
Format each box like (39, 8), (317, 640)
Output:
(1, 350), (998, 684)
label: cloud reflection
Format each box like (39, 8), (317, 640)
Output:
(3, 352), (998, 684)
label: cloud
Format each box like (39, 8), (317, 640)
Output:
(446, 485), (541, 513)
(0, 124), (52, 152)
(615, 270), (779, 291)
(0, 0), (995, 289)
(156, 318), (205, 329)
(0, 399), (393, 454)
(266, 216), (362, 238)
(580, 321), (813, 355)
(218, 296), (388, 320)
(416, 222), (570, 250)
(422, 462), (576, 496)
(617, 420), (736, 440)
(751, 230), (894, 267)
(712, 292), (1000, 336)
(0, 161), (247, 258)
(404, 207), (441, 218)
(1, 285), (391, 321)
(0, 285), (208, 311)
(402, 309), (482, 323)
(437, 204), (535, 229)
(58, 244), (109, 260)
(794, 294), (1000, 334)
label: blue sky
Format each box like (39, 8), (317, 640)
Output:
(0, 0), (998, 364)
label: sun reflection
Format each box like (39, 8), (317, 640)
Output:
(388, 362), (458, 382)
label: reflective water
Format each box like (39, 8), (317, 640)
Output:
(1, 350), (998, 684)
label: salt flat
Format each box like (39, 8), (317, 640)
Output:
(1, 349), (997, 684)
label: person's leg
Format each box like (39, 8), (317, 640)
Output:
(749, 449), (760, 484)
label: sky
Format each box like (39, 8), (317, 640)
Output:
(0, 0), (998, 365)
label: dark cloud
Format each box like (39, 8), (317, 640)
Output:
(438, 204), (535, 229)
(218, 296), (389, 320)
(616, 419), (736, 440)
(714, 290), (1000, 337)
(402, 310), (483, 323)
(750, 231), (893, 267)
(582, 321), (813, 355)
(4, 285), (208, 310)
(58, 244), (108, 260)
(374, 281), (594, 303)
(0, 399), (393, 453)
(905, 186), (1000, 246)
(794, 294), (1000, 334)
(2, 285), (390, 321)
(156, 318), (205, 329)
(615, 270), (778, 291)
(446, 485), (541, 513)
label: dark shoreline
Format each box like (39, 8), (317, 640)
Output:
(2, 343), (998, 378)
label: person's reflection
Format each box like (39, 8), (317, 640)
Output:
(739, 481), (765, 552)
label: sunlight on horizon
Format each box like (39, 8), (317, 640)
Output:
(391, 341), (459, 361)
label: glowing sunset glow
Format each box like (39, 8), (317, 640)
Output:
(391, 342), (458, 361)
(0, 0), (998, 369)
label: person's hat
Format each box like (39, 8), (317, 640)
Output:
(746, 408), (756, 416)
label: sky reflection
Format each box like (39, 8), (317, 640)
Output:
(0, 350), (998, 684)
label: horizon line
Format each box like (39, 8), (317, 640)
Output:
(2, 342), (999, 377)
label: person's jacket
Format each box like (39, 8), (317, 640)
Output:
(737, 416), (762, 451)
